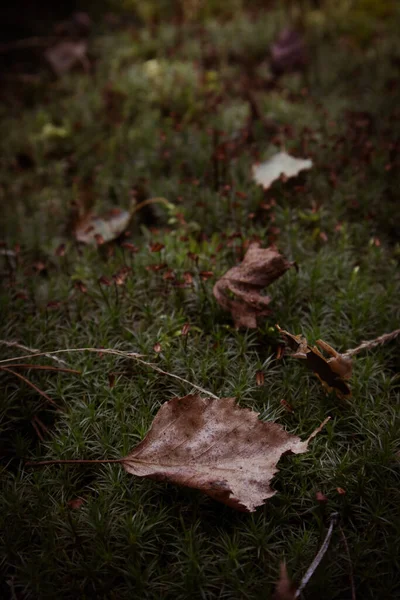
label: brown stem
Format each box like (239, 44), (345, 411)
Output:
(1, 367), (60, 409)
(4, 363), (80, 374)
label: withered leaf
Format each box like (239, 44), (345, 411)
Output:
(45, 41), (88, 77)
(270, 28), (307, 75)
(276, 325), (352, 397)
(252, 152), (313, 191)
(213, 243), (294, 328)
(74, 209), (131, 245)
(122, 394), (325, 512)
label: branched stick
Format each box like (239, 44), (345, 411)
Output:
(295, 512), (339, 598)
(344, 328), (400, 357)
(0, 346), (219, 399)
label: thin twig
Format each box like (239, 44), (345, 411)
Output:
(1, 367), (60, 409)
(0, 340), (69, 366)
(131, 197), (171, 215)
(344, 328), (400, 357)
(295, 512), (339, 598)
(306, 416), (331, 444)
(31, 418), (45, 442)
(0, 346), (219, 399)
(339, 525), (356, 600)
(4, 363), (80, 374)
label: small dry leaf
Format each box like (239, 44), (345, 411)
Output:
(316, 491), (328, 503)
(113, 267), (131, 286)
(273, 563), (297, 600)
(276, 325), (352, 398)
(55, 243), (66, 257)
(45, 41), (88, 77)
(213, 243), (294, 328)
(271, 28), (307, 75)
(252, 152), (313, 191)
(181, 323), (191, 336)
(68, 497), (85, 510)
(122, 395), (325, 512)
(74, 209), (131, 245)
(256, 371), (265, 386)
(280, 399), (294, 413)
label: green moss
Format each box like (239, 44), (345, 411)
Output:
(1, 3), (400, 599)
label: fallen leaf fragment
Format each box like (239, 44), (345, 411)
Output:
(252, 152), (313, 190)
(74, 209), (131, 245)
(276, 325), (352, 398)
(213, 243), (294, 328)
(45, 41), (88, 77)
(68, 497), (85, 510)
(271, 28), (307, 75)
(122, 394), (327, 512)
(273, 563), (297, 600)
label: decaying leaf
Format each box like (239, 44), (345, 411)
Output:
(276, 325), (352, 397)
(74, 209), (131, 245)
(252, 152), (313, 191)
(122, 394), (327, 512)
(273, 563), (297, 600)
(45, 41), (89, 77)
(270, 28), (307, 75)
(213, 243), (294, 328)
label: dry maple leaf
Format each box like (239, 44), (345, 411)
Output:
(276, 325), (352, 398)
(122, 395), (327, 512)
(252, 152), (313, 191)
(213, 243), (294, 328)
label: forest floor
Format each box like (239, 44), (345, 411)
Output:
(1, 3), (400, 599)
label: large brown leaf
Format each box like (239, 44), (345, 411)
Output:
(122, 394), (326, 512)
(213, 243), (294, 328)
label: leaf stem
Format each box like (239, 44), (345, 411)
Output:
(26, 458), (123, 467)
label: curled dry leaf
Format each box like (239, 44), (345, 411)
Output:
(122, 394), (327, 512)
(213, 243), (294, 328)
(252, 152), (313, 191)
(276, 325), (352, 398)
(74, 209), (131, 245)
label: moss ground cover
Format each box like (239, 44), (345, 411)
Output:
(1, 3), (399, 598)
